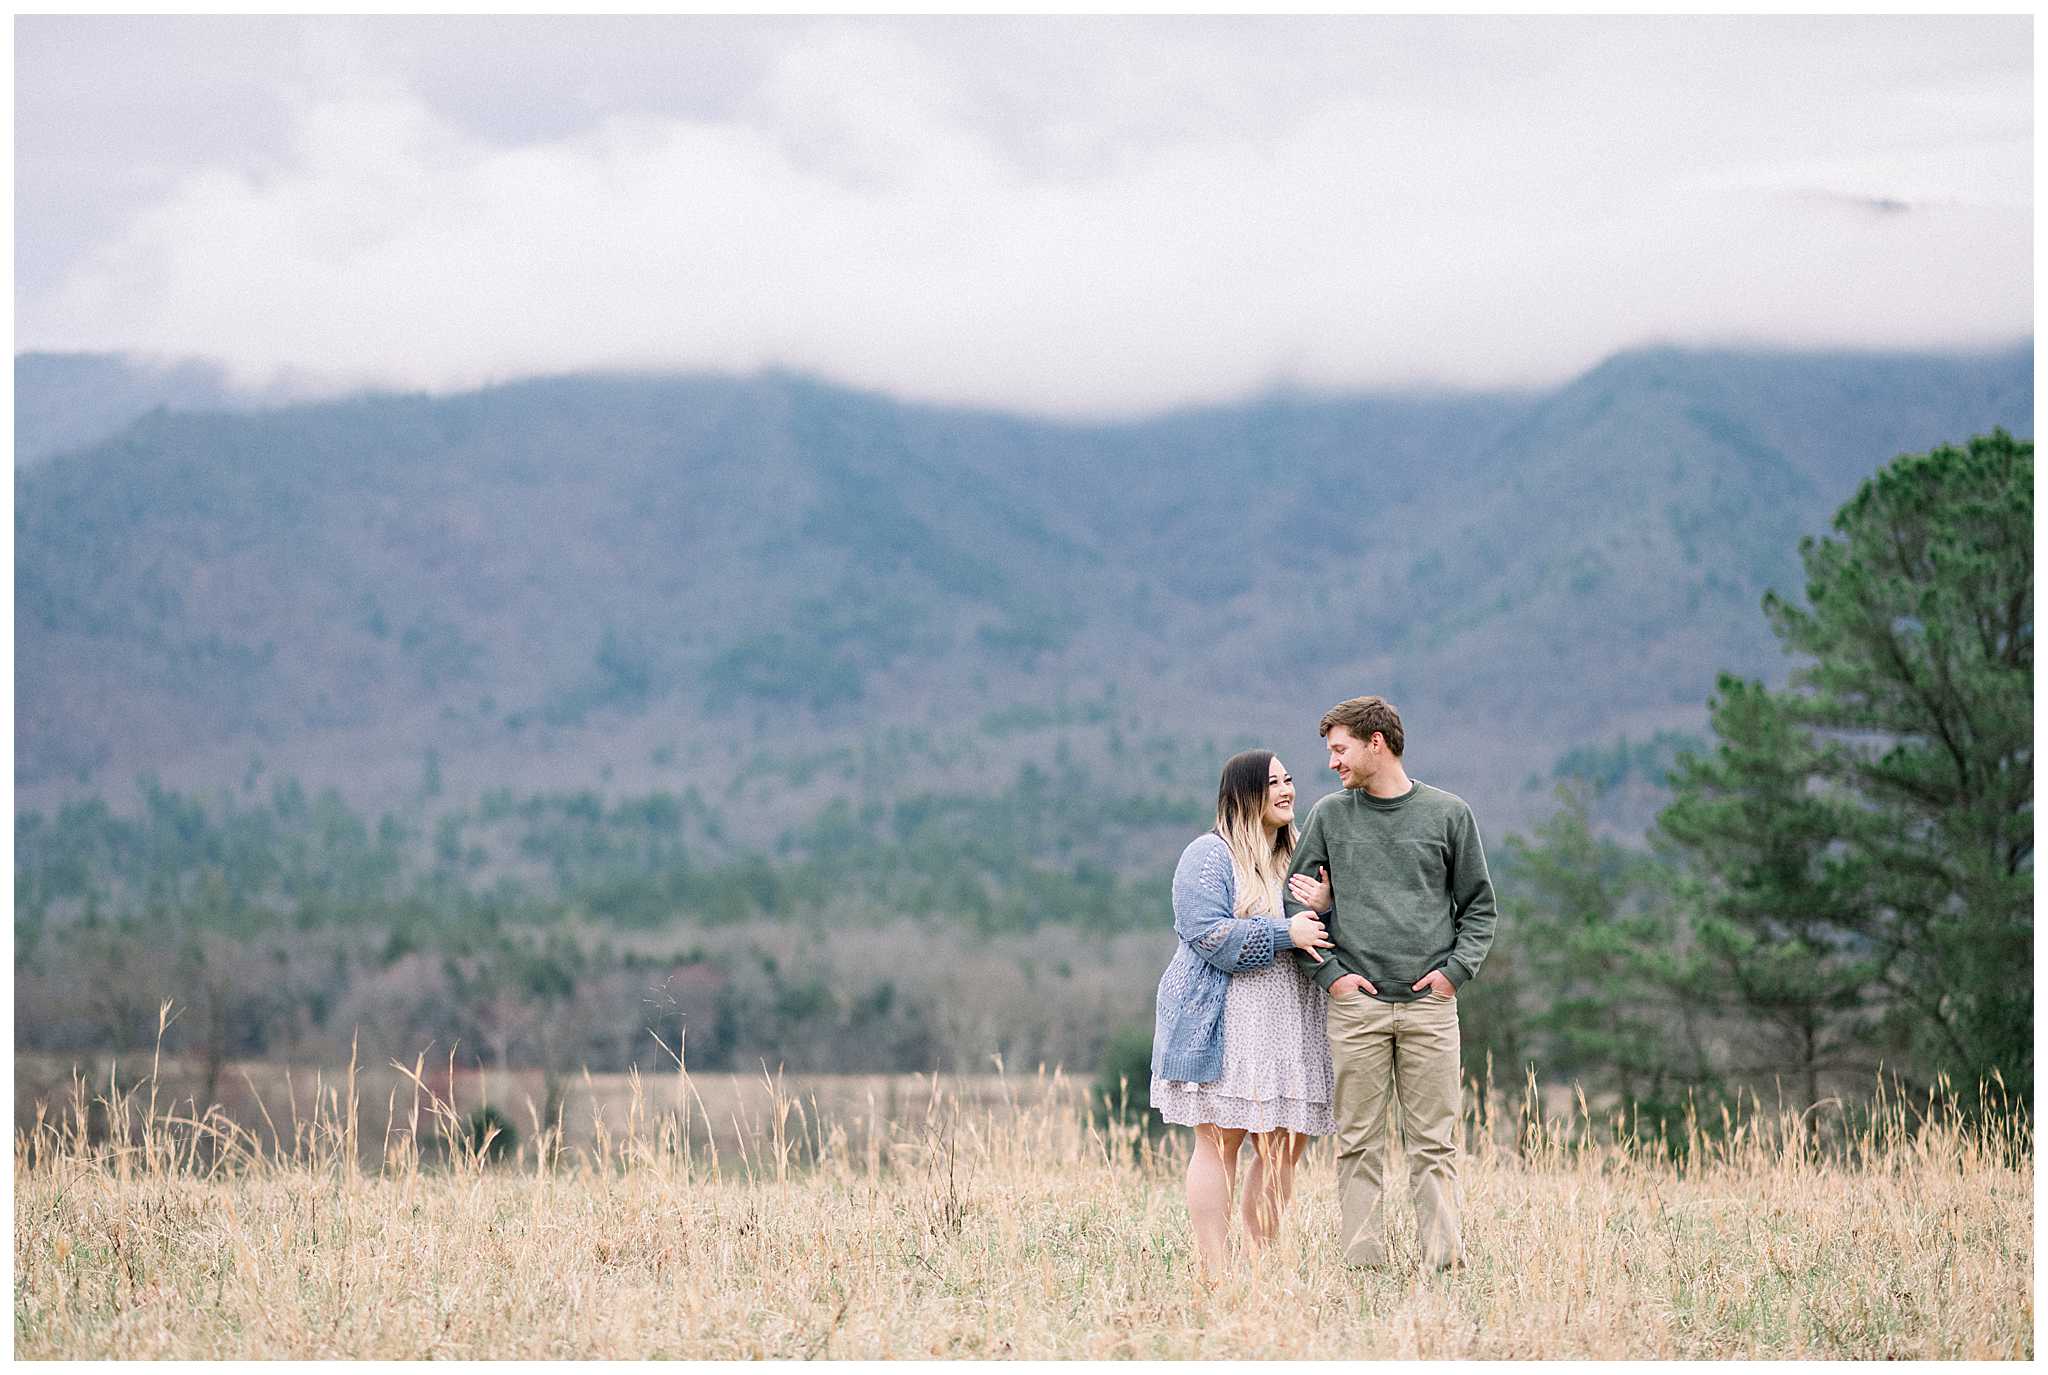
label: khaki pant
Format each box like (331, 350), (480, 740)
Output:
(1325, 990), (1464, 1268)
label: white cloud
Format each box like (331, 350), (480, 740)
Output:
(20, 17), (2032, 416)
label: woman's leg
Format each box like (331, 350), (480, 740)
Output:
(1188, 1124), (1247, 1277)
(1241, 1129), (1305, 1248)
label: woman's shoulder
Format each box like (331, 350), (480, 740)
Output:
(1174, 831), (1233, 884)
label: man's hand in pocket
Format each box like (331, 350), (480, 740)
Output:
(1412, 969), (1457, 999)
(1329, 973), (1377, 1000)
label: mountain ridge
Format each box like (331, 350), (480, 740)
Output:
(16, 343), (2032, 842)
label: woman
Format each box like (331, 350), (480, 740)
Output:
(1151, 749), (1336, 1277)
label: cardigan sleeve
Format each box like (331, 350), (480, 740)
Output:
(1172, 836), (1291, 974)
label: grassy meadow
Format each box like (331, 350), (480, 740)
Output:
(12, 1030), (2033, 1360)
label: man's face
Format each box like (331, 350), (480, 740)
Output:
(1325, 724), (1379, 789)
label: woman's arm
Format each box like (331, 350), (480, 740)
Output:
(1172, 837), (1321, 973)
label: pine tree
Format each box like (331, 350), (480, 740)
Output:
(1661, 431), (2032, 1107)
(1507, 788), (1691, 1101)
(1659, 679), (1884, 1105)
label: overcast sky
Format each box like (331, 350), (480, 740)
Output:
(15, 16), (2033, 416)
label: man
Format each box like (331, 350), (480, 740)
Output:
(1283, 695), (1497, 1270)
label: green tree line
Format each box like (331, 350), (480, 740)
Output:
(16, 433), (2029, 1123)
(16, 751), (1201, 1087)
(1470, 432), (2031, 1117)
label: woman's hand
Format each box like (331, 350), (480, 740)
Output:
(1288, 913), (1332, 963)
(1287, 865), (1333, 914)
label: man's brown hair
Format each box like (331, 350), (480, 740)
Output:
(1319, 695), (1404, 757)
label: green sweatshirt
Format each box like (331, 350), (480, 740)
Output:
(1283, 781), (1498, 1001)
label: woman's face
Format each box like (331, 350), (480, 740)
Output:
(1261, 758), (1296, 830)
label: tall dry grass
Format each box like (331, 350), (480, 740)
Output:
(13, 1006), (2033, 1359)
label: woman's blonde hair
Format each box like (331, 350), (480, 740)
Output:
(1214, 749), (1296, 916)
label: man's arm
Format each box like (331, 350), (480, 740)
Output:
(1283, 804), (1329, 918)
(1442, 804), (1498, 989)
(1285, 802), (1352, 992)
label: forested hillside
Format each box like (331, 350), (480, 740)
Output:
(18, 345), (2030, 827)
(14, 344), (2031, 1092)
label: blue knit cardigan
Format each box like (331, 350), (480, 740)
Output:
(1149, 832), (1299, 1084)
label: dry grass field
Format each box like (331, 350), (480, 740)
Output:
(12, 1029), (2033, 1359)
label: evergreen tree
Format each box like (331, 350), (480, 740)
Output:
(1506, 788), (1692, 1100)
(1659, 680), (1884, 1105)
(1661, 431), (2032, 1107)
